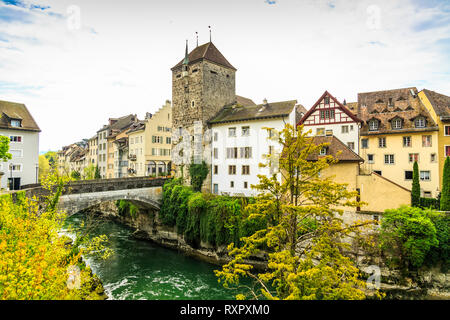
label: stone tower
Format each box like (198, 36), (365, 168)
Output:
(171, 41), (237, 190)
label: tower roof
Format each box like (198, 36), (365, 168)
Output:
(171, 42), (236, 71)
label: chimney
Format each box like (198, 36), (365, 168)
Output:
(263, 98), (268, 105)
(343, 99), (347, 105)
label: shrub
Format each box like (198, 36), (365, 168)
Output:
(380, 206), (439, 270)
(188, 161), (209, 192)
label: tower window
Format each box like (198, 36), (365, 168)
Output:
(191, 100), (195, 107)
(210, 70), (217, 75)
(192, 68), (198, 73)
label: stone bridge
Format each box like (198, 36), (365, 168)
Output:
(11, 176), (170, 215)
(59, 176), (169, 215)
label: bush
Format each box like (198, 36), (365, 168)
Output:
(159, 180), (246, 248)
(380, 206), (439, 270)
(188, 161), (209, 192)
(425, 215), (450, 272)
(419, 197), (439, 210)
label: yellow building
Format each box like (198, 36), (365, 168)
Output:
(144, 100), (172, 176)
(309, 135), (411, 214)
(87, 134), (98, 168)
(356, 87), (440, 198)
(127, 121), (146, 176)
(418, 89), (450, 192)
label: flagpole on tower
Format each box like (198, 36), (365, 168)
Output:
(208, 26), (211, 42)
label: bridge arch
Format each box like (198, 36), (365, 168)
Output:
(58, 187), (162, 216)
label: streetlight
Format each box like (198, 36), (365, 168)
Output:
(35, 163), (39, 184)
(9, 162), (13, 191)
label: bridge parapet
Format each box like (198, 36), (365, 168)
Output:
(64, 176), (170, 195)
(2, 176), (171, 202)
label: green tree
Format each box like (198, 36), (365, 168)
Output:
(44, 151), (58, 167)
(215, 124), (377, 300)
(38, 155), (50, 182)
(412, 161), (420, 207)
(94, 165), (101, 179)
(70, 171), (81, 180)
(83, 164), (96, 180)
(0, 135), (12, 162)
(440, 157), (450, 211)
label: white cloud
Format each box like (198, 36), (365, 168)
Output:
(0, 0), (449, 152)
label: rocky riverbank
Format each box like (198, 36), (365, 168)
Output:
(85, 200), (449, 300)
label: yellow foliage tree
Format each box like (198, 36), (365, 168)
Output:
(0, 171), (111, 300)
(215, 124), (381, 300)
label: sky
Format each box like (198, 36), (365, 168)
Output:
(0, 0), (449, 152)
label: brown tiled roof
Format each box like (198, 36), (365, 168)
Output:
(357, 87), (438, 135)
(343, 102), (358, 116)
(236, 95), (256, 106)
(307, 135), (364, 162)
(171, 42), (236, 71)
(97, 114), (137, 133)
(126, 121), (145, 134)
(0, 100), (40, 132)
(421, 89), (450, 120)
(208, 100), (297, 124)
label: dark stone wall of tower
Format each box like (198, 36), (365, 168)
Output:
(201, 61), (236, 123)
(171, 58), (236, 191)
(172, 60), (236, 130)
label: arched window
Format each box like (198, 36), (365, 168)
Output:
(191, 100), (195, 108)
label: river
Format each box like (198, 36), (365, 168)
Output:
(64, 213), (239, 300)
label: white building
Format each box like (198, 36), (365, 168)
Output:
(0, 100), (40, 190)
(208, 99), (306, 197)
(298, 91), (362, 154)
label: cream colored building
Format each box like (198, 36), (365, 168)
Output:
(87, 134), (98, 168)
(127, 121), (146, 176)
(418, 89), (450, 192)
(144, 100), (172, 176)
(309, 136), (411, 214)
(356, 87), (440, 198)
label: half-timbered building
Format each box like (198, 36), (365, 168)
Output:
(298, 91), (362, 154)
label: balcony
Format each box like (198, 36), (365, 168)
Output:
(128, 154), (136, 161)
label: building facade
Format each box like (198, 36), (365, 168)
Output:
(418, 89), (450, 192)
(145, 101), (172, 176)
(0, 100), (40, 190)
(96, 114), (137, 179)
(209, 99), (303, 196)
(127, 121), (145, 177)
(357, 87), (440, 198)
(298, 91), (362, 154)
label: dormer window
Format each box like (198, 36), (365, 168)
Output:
(368, 119), (379, 131)
(415, 117), (426, 128)
(391, 118), (402, 130)
(10, 119), (21, 127)
(319, 147), (327, 155)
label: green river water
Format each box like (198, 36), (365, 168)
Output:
(64, 213), (238, 300)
